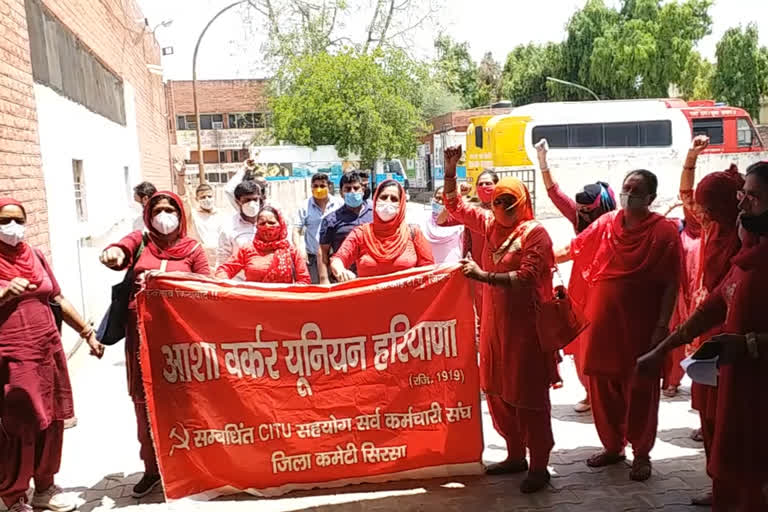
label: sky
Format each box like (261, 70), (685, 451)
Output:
(136, 0), (768, 81)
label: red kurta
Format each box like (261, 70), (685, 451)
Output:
(573, 210), (681, 457)
(446, 197), (555, 408)
(107, 230), (209, 475)
(664, 221), (701, 389)
(696, 237), (768, 510)
(216, 246), (311, 284)
(0, 250), (70, 505)
(446, 192), (555, 470)
(332, 225), (434, 278)
(574, 211), (682, 376)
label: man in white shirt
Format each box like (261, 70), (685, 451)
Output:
(217, 180), (263, 280)
(176, 173), (226, 271)
(132, 181), (156, 231)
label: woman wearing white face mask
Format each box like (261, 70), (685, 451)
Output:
(99, 191), (209, 499)
(0, 198), (103, 512)
(330, 180), (434, 281)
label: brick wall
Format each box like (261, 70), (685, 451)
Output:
(38, 0), (171, 188)
(0, 0), (50, 254)
(166, 79), (269, 148)
(167, 79), (269, 115)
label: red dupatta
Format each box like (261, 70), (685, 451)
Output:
(143, 191), (200, 260)
(0, 198), (45, 285)
(485, 177), (535, 263)
(575, 210), (680, 284)
(360, 181), (409, 263)
(694, 165), (743, 292)
(252, 206), (294, 283)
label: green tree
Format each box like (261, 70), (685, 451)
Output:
(475, 52), (502, 107)
(500, 43), (564, 105)
(586, 0), (712, 98)
(421, 78), (463, 119)
(678, 51), (714, 100)
(270, 48), (425, 166)
(433, 35), (478, 108)
(712, 23), (768, 119)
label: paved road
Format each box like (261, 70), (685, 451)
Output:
(51, 204), (709, 512)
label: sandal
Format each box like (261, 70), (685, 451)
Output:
(573, 398), (591, 413)
(630, 456), (652, 481)
(520, 470), (551, 493)
(691, 491), (713, 506)
(485, 458), (528, 475)
(662, 386), (678, 398)
(586, 450), (626, 468)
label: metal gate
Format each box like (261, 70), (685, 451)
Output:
(495, 167), (537, 214)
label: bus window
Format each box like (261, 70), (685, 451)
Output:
(475, 127), (483, 149)
(532, 125), (567, 148)
(693, 118), (724, 144)
(639, 120), (673, 146)
(605, 122), (640, 147)
(568, 124), (603, 147)
(737, 118), (754, 147)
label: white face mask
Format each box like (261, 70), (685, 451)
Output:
(0, 221), (25, 247)
(241, 200), (260, 218)
(376, 200), (399, 222)
(151, 211), (180, 235)
(199, 197), (214, 211)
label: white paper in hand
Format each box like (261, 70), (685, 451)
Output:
(680, 355), (719, 386)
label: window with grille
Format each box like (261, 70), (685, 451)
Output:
(692, 118), (724, 145)
(72, 160), (87, 222)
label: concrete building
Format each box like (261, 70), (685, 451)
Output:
(0, 0), (171, 352)
(165, 79), (270, 184)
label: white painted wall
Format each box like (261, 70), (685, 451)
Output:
(34, 83), (143, 353)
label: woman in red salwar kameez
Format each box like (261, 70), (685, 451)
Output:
(100, 191), (209, 499)
(0, 198), (103, 512)
(330, 180), (433, 280)
(639, 161), (768, 511)
(559, 170), (681, 482)
(215, 206), (311, 284)
(535, 139), (617, 412)
(443, 146), (556, 494)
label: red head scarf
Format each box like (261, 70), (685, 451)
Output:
(694, 164), (744, 291)
(252, 206), (294, 282)
(360, 180), (409, 262)
(143, 191), (200, 260)
(486, 177), (535, 262)
(0, 198), (45, 285)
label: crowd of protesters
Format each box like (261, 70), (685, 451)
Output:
(1, 139), (768, 511)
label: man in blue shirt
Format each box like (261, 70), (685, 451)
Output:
(318, 171), (373, 284)
(293, 173), (343, 283)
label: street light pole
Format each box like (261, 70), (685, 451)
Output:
(545, 77), (601, 101)
(192, 0), (248, 184)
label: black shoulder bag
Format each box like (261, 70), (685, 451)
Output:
(96, 234), (147, 346)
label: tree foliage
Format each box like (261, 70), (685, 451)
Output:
(496, 0), (713, 104)
(270, 48), (425, 165)
(501, 43), (564, 105)
(247, 0), (442, 69)
(433, 35), (478, 109)
(712, 23), (768, 119)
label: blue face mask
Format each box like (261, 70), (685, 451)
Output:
(431, 200), (444, 217)
(344, 191), (364, 208)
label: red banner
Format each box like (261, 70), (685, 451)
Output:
(138, 266), (483, 500)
